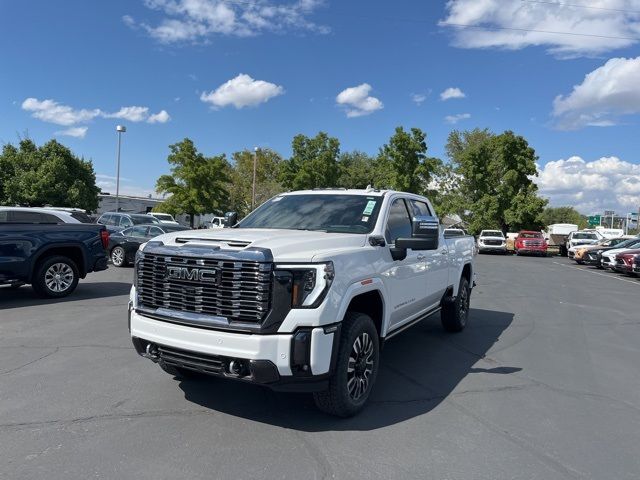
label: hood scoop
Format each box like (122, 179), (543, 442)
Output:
(174, 237), (252, 248)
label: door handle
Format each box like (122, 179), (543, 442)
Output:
(417, 254), (426, 261)
(439, 249), (448, 255)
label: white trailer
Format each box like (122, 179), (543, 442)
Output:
(546, 223), (578, 256)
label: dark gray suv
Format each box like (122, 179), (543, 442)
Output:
(96, 212), (160, 232)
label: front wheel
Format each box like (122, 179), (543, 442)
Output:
(441, 277), (470, 332)
(313, 312), (379, 417)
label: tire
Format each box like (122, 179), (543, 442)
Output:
(110, 246), (127, 267)
(441, 277), (470, 333)
(313, 312), (380, 417)
(32, 255), (79, 298)
(159, 362), (202, 379)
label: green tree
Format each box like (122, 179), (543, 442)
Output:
(446, 130), (547, 234)
(0, 139), (99, 211)
(228, 148), (284, 217)
(378, 127), (442, 194)
(155, 138), (230, 227)
(336, 151), (377, 189)
(539, 206), (587, 229)
(280, 132), (340, 190)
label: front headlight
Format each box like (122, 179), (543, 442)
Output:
(276, 262), (334, 308)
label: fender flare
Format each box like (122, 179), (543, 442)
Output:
(335, 277), (389, 335)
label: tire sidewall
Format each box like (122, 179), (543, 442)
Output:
(111, 246), (126, 267)
(34, 256), (79, 298)
(334, 314), (380, 414)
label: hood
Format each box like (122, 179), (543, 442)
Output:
(147, 228), (368, 262)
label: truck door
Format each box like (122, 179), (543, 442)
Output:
(382, 198), (429, 329)
(408, 199), (450, 306)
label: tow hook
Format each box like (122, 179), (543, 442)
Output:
(143, 343), (159, 361)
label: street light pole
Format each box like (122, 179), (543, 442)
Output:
(115, 125), (126, 212)
(251, 146), (258, 211)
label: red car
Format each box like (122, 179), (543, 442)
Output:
(514, 231), (548, 256)
(614, 249), (640, 274)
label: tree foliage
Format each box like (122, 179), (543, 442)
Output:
(280, 132), (340, 190)
(539, 206), (587, 229)
(0, 139), (99, 211)
(378, 127), (442, 194)
(336, 151), (377, 189)
(228, 148), (284, 217)
(155, 138), (230, 227)
(445, 129), (547, 233)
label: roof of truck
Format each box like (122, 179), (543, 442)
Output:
(282, 188), (388, 196)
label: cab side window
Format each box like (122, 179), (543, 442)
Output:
(385, 198), (412, 245)
(131, 226), (150, 237)
(120, 216), (133, 228)
(409, 200), (432, 217)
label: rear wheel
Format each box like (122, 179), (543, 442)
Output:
(441, 277), (470, 333)
(313, 312), (379, 417)
(32, 256), (79, 298)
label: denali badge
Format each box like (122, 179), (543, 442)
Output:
(166, 266), (218, 283)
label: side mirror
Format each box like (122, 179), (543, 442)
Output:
(391, 215), (440, 261)
(224, 211), (238, 228)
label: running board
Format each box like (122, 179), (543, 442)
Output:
(384, 306), (442, 341)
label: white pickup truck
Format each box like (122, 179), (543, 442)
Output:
(128, 189), (476, 416)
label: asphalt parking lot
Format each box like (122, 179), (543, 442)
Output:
(1, 254), (639, 480)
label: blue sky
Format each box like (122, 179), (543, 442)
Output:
(1, 0), (639, 214)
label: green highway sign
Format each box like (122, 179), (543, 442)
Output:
(588, 215), (601, 226)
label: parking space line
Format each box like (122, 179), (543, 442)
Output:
(552, 261), (640, 286)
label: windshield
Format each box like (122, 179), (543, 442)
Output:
(519, 232), (542, 238)
(573, 233), (597, 240)
(237, 194), (383, 233)
(131, 215), (159, 225)
(480, 231), (503, 238)
(153, 213), (173, 221)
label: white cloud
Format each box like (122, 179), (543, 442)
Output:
(536, 155), (640, 214)
(444, 113), (471, 124)
(440, 87), (466, 101)
(552, 56), (640, 130)
(200, 73), (284, 109)
(147, 110), (171, 123)
(336, 83), (383, 118)
(22, 98), (171, 133)
(22, 98), (101, 126)
(411, 93), (428, 106)
(126, 0), (329, 44)
(104, 106), (150, 122)
(440, 0), (640, 57)
(55, 126), (88, 138)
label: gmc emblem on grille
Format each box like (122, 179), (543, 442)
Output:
(166, 266), (218, 283)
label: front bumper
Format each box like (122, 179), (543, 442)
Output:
(130, 308), (339, 392)
(478, 244), (506, 252)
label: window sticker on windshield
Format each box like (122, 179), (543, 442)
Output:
(362, 200), (376, 215)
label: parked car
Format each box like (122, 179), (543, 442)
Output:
(207, 216), (226, 229)
(129, 188), (476, 417)
(565, 230), (602, 252)
(0, 223), (109, 297)
(632, 254), (640, 276)
(148, 212), (180, 225)
(41, 207), (93, 223)
(477, 230), (506, 254)
(600, 239), (640, 270)
(108, 224), (189, 267)
(96, 212), (161, 232)
(584, 237), (640, 268)
(569, 236), (633, 263)
(514, 231), (547, 256)
(613, 249), (640, 274)
(0, 206), (82, 224)
(444, 228), (466, 237)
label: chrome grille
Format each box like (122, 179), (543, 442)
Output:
(483, 239), (503, 246)
(136, 253), (272, 323)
